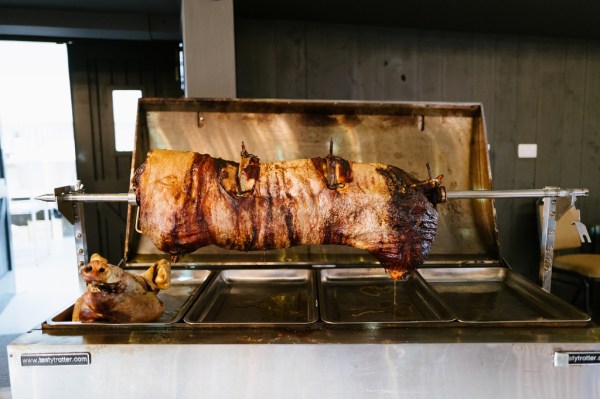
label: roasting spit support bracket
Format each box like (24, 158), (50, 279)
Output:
(537, 191), (583, 292)
(448, 187), (588, 292)
(539, 196), (560, 292)
(54, 183), (88, 291)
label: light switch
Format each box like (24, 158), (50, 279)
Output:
(518, 143), (537, 159)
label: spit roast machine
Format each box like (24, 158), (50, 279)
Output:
(8, 98), (600, 398)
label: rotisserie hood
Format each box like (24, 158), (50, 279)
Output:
(125, 98), (497, 268)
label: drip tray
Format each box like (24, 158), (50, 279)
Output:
(184, 269), (318, 327)
(318, 268), (454, 326)
(419, 267), (591, 327)
(44, 269), (213, 329)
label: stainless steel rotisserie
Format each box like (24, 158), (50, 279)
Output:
(8, 99), (600, 399)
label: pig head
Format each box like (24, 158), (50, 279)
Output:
(72, 253), (171, 323)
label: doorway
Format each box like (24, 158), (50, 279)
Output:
(0, 40), (79, 332)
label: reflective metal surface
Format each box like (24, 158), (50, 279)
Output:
(126, 98), (497, 266)
(8, 328), (600, 399)
(184, 269), (318, 326)
(419, 267), (590, 326)
(318, 268), (454, 325)
(44, 269), (212, 328)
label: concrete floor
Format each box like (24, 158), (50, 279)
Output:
(0, 225), (80, 335)
(0, 221), (81, 398)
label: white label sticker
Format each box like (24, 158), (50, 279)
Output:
(21, 352), (91, 367)
(554, 352), (600, 367)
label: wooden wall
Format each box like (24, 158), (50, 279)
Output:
(69, 41), (183, 263)
(235, 19), (600, 281)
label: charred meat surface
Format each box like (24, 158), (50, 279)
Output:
(132, 148), (442, 279)
(73, 253), (171, 323)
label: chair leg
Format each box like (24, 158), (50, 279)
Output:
(582, 278), (591, 315)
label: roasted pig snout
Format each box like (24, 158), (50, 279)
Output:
(72, 254), (171, 323)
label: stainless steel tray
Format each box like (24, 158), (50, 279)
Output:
(418, 267), (591, 326)
(44, 269), (212, 328)
(183, 269), (318, 327)
(318, 268), (455, 325)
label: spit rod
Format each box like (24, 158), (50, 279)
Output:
(35, 192), (138, 205)
(446, 188), (589, 199)
(35, 187), (588, 205)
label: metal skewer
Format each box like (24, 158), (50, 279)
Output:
(36, 192), (138, 205)
(35, 187), (589, 204)
(446, 188), (588, 199)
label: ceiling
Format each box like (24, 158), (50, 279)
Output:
(1, 0), (600, 40)
(0, 0), (180, 15)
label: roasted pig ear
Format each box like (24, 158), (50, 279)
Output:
(237, 141), (260, 196)
(153, 259), (171, 289)
(322, 138), (352, 189)
(141, 259), (171, 291)
(90, 253), (108, 264)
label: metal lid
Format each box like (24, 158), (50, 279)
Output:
(125, 98), (498, 267)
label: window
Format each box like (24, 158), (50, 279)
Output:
(112, 89), (142, 152)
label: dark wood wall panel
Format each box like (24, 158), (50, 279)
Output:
(275, 21), (307, 99)
(69, 41), (182, 263)
(560, 42), (587, 189)
(416, 32), (444, 101)
(581, 43), (600, 225)
(235, 20), (600, 280)
(384, 29), (417, 101)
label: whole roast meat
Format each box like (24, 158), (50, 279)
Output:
(73, 254), (171, 323)
(133, 146), (444, 280)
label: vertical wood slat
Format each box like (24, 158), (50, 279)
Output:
(353, 25), (386, 101)
(491, 38), (520, 268)
(416, 31), (444, 101)
(471, 34), (496, 147)
(90, 58), (103, 182)
(491, 37), (519, 190)
(275, 21), (307, 99)
(97, 59), (114, 182)
(507, 39), (545, 279)
(560, 40), (587, 189)
(513, 39), (540, 190)
(441, 33), (474, 102)
(580, 41), (600, 224)
(306, 23), (357, 100)
(383, 28), (418, 101)
(534, 40), (567, 188)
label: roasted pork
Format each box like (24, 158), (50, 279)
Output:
(73, 254), (171, 322)
(132, 146), (443, 279)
